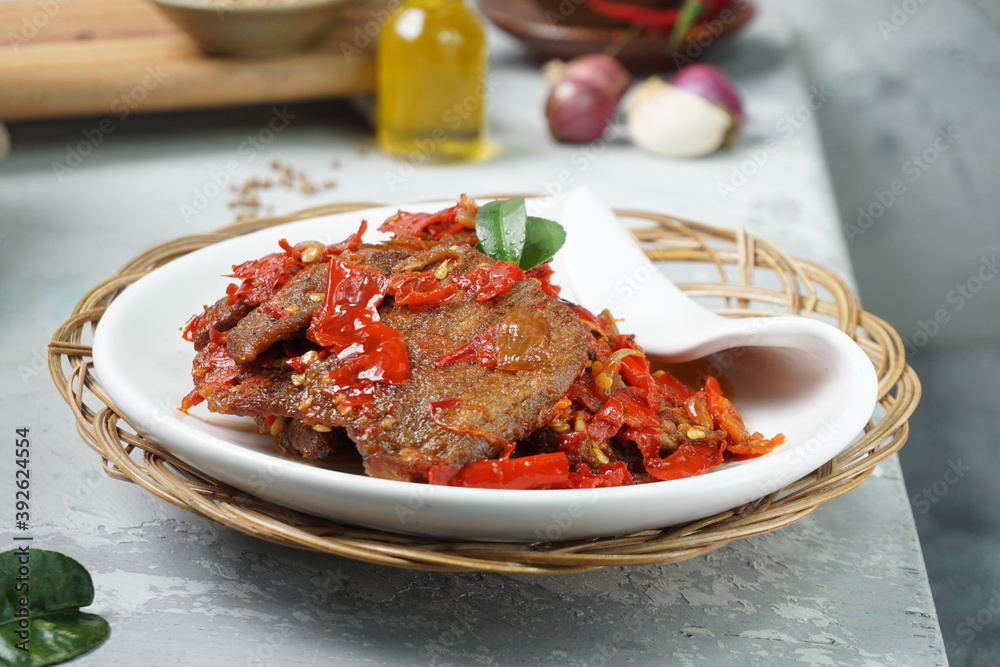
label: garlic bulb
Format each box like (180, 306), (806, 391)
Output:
(627, 67), (742, 159)
(670, 64), (744, 143)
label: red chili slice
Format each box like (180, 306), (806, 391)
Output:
(378, 204), (461, 240)
(526, 261), (561, 298)
(181, 342), (245, 412)
(181, 308), (213, 343)
(647, 441), (726, 481)
(326, 219), (368, 255)
(628, 426), (725, 481)
(586, 0), (730, 31)
(428, 452), (571, 489)
(429, 398), (461, 414)
(225, 246), (302, 306)
(388, 272), (459, 311)
(654, 369), (694, 403)
(451, 261), (525, 301)
(568, 461), (633, 488)
(704, 375), (749, 444)
(306, 257), (409, 396)
(586, 386), (660, 442)
(432, 324), (500, 369)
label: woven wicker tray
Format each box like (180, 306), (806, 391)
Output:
(49, 201), (920, 574)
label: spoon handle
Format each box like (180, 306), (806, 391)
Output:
(549, 188), (727, 357)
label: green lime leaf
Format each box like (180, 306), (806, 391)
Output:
(0, 550), (110, 666)
(520, 216), (567, 270)
(474, 197), (529, 264)
(0, 612), (110, 667)
(0, 550), (94, 620)
(474, 197), (566, 270)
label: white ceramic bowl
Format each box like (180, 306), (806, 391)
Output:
(151, 0), (349, 57)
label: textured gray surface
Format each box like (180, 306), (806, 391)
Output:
(0, 9), (947, 665)
(771, 0), (1000, 345)
(768, 2), (1000, 663)
(20, 454), (939, 667)
(899, 344), (1000, 666)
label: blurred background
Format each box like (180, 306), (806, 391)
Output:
(1, 0), (997, 662)
(771, 2), (1000, 664)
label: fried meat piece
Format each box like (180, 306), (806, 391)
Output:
(226, 262), (328, 363)
(188, 244), (592, 483)
(354, 281), (591, 481)
(274, 418), (347, 461)
(195, 345), (355, 431)
(187, 297), (255, 351)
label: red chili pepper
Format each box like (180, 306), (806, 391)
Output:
(586, 0), (729, 31)
(286, 355), (308, 373)
(727, 434), (784, 458)
(308, 258), (385, 345)
(378, 196), (477, 241)
(180, 387), (204, 411)
(629, 426), (725, 481)
(225, 249), (302, 306)
(262, 303), (292, 319)
(654, 369), (694, 403)
(648, 441), (725, 481)
(587, 386), (660, 442)
(181, 308), (213, 342)
(428, 452), (571, 489)
(379, 205), (462, 240)
(278, 238), (300, 258)
(566, 370), (604, 413)
(432, 325), (499, 369)
(526, 261), (561, 299)
(206, 325), (226, 346)
(451, 261), (526, 301)
(610, 335), (661, 406)
(388, 272), (459, 310)
(307, 257), (409, 396)
(704, 375), (749, 444)
(181, 342), (245, 411)
(429, 398), (461, 414)
(558, 429), (587, 461)
(335, 324), (408, 386)
(568, 461), (634, 488)
(326, 220), (368, 254)
(587, 0), (681, 30)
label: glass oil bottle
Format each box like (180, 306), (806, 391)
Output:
(376, 0), (488, 162)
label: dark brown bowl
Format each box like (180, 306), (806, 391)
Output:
(476, 0), (754, 73)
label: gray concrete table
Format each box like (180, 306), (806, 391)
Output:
(0, 5), (947, 665)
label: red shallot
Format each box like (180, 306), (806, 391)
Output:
(544, 54), (631, 144)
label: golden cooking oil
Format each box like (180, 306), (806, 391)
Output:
(376, 0), (488, 162)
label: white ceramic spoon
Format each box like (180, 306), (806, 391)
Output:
(543, 188), (870, 365)
(541, 188), (878, 449)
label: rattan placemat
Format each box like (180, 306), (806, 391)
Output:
(49, 201), (920, 574)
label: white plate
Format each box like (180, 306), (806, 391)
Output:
(92, 196), (878, 542)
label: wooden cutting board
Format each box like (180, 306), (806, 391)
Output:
(0, 0), (377, 121)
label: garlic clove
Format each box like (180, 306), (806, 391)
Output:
(627, 78), (733, 159)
